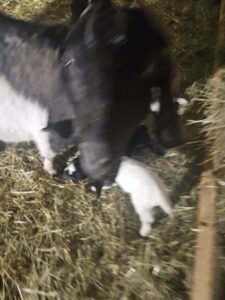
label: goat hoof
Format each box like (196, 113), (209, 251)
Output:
(139, 223), (152, 237)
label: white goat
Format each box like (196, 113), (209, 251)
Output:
(115, 157), (173, 237)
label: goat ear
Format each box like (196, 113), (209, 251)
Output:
(84, 0), (127, 48)
(110, 10), (128, 47)
(42, 119), (73, 139)
(71, 0), (89, 22)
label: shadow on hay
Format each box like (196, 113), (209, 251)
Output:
(170, 101), (205, 206)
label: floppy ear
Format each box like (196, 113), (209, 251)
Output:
(71, 0), (89, 22)
(42, 119), (74, 139)
(84, 0), (128, 49)
(110, 10), (128, 47)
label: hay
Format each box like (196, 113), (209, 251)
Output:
(0, 146), (197, 300)
(0, 0), (72, 24)
(0, 0), (220, 299)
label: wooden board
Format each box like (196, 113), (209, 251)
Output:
(191, 1), (225, 299)
(190, 170), (221, 300)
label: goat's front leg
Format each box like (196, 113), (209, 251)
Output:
(34, 131), (57, 175)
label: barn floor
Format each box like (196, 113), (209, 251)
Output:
(0, 0), (220, 299)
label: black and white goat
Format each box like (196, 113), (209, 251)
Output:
(0, 0), (180, 188)
(0, 14), (76, 174)
(63, 0), (181, 187)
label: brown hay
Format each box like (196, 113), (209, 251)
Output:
(0, 0), (220, 299)
(0, 0), (72, 24)
(0, 145), (197, 300)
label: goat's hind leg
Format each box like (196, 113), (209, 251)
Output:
(133, 202), (155, 237)
(139, 209), (155, 237)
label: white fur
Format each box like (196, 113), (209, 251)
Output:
(115, 157), (172, 237)
(91, 182), (117, 192)
(0, 75), (56, 174)
(175, 97), (189, 105)
(149, 96), (188, 114)
(149, 101), (160, 113)
(65, 163), (77, 175)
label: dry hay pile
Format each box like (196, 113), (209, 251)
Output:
(0, 0), (219, 299)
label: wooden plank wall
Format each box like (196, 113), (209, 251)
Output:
(191, 1), (225, 299)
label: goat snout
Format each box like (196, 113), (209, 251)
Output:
(79, 141), (119, 182)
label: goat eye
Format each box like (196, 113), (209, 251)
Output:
(64, 58), (76, 68)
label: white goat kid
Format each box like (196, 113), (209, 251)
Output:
(115, 157), (173, 237)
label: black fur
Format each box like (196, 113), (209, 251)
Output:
(71, 0), (89, 22)
(61, 1), (180, 184)
(0, 140), (6, 152)
(43, 119), (74, 139)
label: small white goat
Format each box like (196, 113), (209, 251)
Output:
(115, 157), (173, 237)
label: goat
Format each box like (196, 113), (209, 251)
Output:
(62, 0), (181, 188)
(88, 156), (173, 236)
(116, 157), (173, 237)
(0, 0), (180, 189)
(0, 14), (75, 174)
